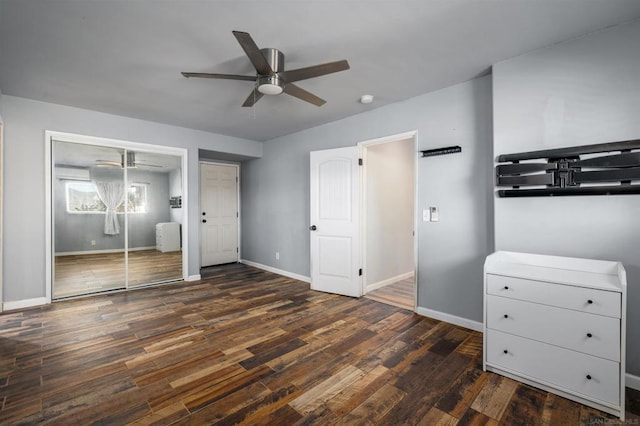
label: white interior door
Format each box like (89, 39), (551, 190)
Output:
(200, 163), (239, 267)
(310, 146), (361, 297)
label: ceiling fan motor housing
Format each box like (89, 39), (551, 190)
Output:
(258, 48), (285, 94)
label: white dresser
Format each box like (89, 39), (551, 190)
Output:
(483, 251), (626, 419)
(156, 222), (181, 253)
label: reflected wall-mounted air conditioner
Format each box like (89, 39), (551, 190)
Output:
(55, 167), (91, 181)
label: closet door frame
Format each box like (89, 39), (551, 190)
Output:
(45, 130), (189, 302)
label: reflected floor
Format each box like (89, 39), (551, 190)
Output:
(54, 249), (182, 298)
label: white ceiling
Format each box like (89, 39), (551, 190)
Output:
(2, 1), (640, 142)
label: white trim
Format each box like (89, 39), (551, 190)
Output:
(365, 272), (414, 293)
(3, 297), (48, 311)
(416, 306), (483, 332)
(45, 133), (53, 303)
(627, 373), (640, 391)
(240, 259), (311, 283)
(181, 152), (189, 284)
(186, 274), (201, 282)
(55, 246), (158, 256)
(356, 130), (418, 147)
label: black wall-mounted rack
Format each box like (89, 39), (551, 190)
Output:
(421, 145), (462, 157)
(496, 139), (640, 197)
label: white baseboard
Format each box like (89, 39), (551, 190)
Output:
(240, 259), (311, 283)
(627, 373), (640, 391)
(186, 274), (201, 281)
(365, 271), (414, 293)
(3, 297), (48, 311)
(416, 306), (483, 332)
(56, 246), (158, 256)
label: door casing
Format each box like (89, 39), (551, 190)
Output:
(358, 130), (418, 310)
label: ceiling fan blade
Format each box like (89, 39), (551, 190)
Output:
(232, 31), (273, 76)
(283, 83), (326, 106)
(279, 60), (350, 83)
(95, 160), (121, 167)
(242, 87), (264, 107)
(181, 72), (256, 81)
(135, 163), (163, 168)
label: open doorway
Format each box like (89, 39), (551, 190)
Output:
(360, 132), (417, 310)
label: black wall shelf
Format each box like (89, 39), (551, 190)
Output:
(421, 145), (462, 157)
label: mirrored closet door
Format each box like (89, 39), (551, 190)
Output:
(52, 140), (183, 299)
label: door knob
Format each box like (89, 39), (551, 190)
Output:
(309, 225), (317, 231)
(202, 212), (206, 215)
(202, 219), (207, 223)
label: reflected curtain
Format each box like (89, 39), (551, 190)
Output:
(95, 181), (125, 235)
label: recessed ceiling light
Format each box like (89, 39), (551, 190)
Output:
(360, 94), (374, 104)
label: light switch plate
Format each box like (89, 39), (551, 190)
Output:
(422, 209), (429, 222)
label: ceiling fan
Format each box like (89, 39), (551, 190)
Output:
(182, 30), (350, 107)
(96, 152), (161, 169)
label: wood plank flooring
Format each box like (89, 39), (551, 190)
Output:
(365, 277), (415, 310)
(54, 250), (182, 298)
(1, 263), (638, 424)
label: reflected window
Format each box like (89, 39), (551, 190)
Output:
(66, 181), (148, 214)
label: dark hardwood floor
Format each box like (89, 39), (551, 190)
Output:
(1, 264), (638, 424)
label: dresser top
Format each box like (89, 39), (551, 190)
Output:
(485, 251), (625, 292)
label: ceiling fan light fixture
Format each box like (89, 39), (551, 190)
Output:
(257, 75), (284, 95)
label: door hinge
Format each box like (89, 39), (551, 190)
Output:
(358, 158), (363, 166)
(237, 212), (239, 218)
(236, 176), (239, 182)
(237, 247), (239, 253)
(359, 268), (363, 276)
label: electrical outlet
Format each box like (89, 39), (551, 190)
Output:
(91, 240), (97, 246)
(275, 252), (280, 260)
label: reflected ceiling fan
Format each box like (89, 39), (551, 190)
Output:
(182, 30), (350, 107)
(95, 152), (161, 169)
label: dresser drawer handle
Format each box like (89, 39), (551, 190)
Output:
(503, 349), (508, 354)
(503, 314), (509, 319)
(586, 333), (592, 338)
(587, 299), (593, 304)
(586, 374), (592, 380)
(503, 286), (509, 290)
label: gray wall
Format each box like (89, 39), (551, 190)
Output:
(366, 137), (415, 286)
(54, 168), (171, 253)
(1, 95), (261, 302)
(242, 75), (494, 322)
(493, 20), (640, 376)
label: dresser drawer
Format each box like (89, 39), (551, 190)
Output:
(487, 274), (621, 318)
(486, 329), (620, 406)
(486, 295), (620, 361)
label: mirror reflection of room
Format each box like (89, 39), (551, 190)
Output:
(53, 141), (183, 299)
